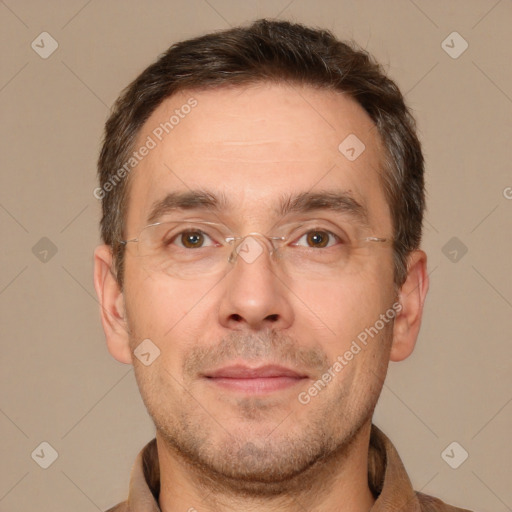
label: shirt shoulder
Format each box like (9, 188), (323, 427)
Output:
(417, 491), (475, 512)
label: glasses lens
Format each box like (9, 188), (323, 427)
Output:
(276, 223), (353, 276)
(137, 222), (229, 278)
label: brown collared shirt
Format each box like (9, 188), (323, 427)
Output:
(106, 425), (473, 512)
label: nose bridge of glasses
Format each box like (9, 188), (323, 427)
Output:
(226, 232), (285, 264)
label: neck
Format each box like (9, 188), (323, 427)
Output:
(156, 421), (376, 512)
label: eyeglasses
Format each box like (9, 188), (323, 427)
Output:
(119, 219), (392, 279)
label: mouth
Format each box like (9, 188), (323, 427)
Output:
(202, 364), (309, 394)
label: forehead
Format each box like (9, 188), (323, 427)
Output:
(125, 83), (391, 233)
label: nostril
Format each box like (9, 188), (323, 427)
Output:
(230, 313), (243, 322)
(266, 314), (279, 322)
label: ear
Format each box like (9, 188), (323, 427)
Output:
(390, 249), (429, 362)
(93, 245), (132, 364)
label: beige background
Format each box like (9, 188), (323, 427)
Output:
(1, 1), (511, 511)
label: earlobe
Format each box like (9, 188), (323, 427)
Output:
(390, 250), (429, 362)
(93, 245), (132, 364)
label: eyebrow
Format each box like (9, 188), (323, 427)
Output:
(146, 190), (228, 224)
(278, 191), (371, 229)
(146, 189), (370, 229)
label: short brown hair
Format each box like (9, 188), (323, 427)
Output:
(98, 18), (425, 289)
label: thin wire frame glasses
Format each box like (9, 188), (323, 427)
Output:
(120, 219), (392, 279)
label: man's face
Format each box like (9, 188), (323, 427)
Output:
(121, 83), (398, 488)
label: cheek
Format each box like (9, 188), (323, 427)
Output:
(290, 271), (394, 355)
(124, 265), (212, 331)
(123, 268), (220, 371)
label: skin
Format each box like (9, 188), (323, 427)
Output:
(94, 83), (429, 512)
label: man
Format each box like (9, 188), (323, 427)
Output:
(93, 19), (473, 512)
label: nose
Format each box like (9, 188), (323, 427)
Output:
(217, 235), (294, 331)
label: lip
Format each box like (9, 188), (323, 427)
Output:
(202, 364), (308, 394)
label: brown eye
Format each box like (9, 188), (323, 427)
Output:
(180, 231), (206, 248)
(306, 231), (330, 248)
(304, 230), (335, 249)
